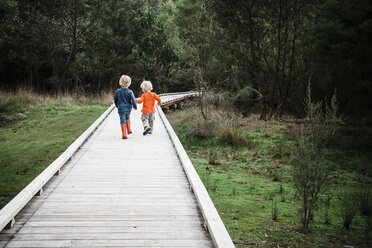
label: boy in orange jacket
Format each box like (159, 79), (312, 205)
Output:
(136, 81), (161, 135)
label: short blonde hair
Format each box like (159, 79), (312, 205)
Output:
(140, 81), (153, 92)
(119, 75), (131, 88)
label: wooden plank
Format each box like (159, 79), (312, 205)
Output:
(42, 192), (194, 198)
(14, 226), (205, 234)
(1, 232), (209, 241)
(4, 239), (212, 247)
(50, 189), (191, 194)
(34, 199), (197, 206)
(25, 209), (199, 215)
(24, 215), (202, 222)
(57, 180), (189, 185)
(59, 175), (187, 179)
(23, 220), (203, 227)
(32, 205), (199, 211)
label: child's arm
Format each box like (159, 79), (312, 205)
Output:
(136, 94), (144, 104)
(113, 92), (118, 107)
(131, 92), (137, 110)
(154, 93), (161, 106)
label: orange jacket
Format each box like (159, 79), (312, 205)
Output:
(136, 92), (161, 113)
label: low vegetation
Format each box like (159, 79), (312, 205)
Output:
(0, 89), (109, 209)
(166, 102), (372, 247)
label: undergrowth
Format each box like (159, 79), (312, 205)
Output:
(166, 106), (372, 247)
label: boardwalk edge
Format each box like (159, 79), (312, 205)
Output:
(157, 104), (235, 248)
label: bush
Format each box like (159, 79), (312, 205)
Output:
(272, 199), (279, 221)
(359, 189), (371, 216)
(341, 190), (359, 229)
(271, 139), (291, 160)
(208, 150), (220, 165)
(185, 117), (219, 139)
(220, 128), (254, 148)
(324, 194), (332, 225)
(290, 83), (343, 231)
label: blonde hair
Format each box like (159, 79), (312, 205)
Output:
(119, 75), (131, 88)
(140, 81), (153, 92)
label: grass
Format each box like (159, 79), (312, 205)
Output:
(166, 106), (372, 247)
(0, 89), (108, 209)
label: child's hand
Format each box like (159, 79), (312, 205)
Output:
(110, 100), (114, 105)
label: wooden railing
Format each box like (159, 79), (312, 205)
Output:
(159, 91), (199, 109)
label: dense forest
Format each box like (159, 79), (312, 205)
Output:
(1, 0), (371, 121)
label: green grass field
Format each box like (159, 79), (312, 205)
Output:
(166, 107), (372, 247)
(0, 94), (107, 209)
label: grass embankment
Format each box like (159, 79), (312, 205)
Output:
(0, 90), (109, 209)
(166, 106), (372, 247)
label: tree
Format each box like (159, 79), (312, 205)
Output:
(207, 0), (319, 120)
(0, 0), (177, 94)
(307, 0), (372, 121)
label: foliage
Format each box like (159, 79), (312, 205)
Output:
(207, 0), (318, 120)
(307, 0), (372, 120)
(0, 0), (176, 94)
(290, 83), (343, 231)
(272, 199), (279, 222)
(220, 128), (254, 148)
(359, 189), (371, 216)
(1, 0), (371, 120)
(341, 190), (359, 229)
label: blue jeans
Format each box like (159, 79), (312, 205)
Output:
(119, 111), (131, 125)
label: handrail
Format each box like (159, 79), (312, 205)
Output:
(0, 104), (115, 231)
(158, 91), (199, 97)
(156, 103), (235, 248)
(159, 92), (199, 107)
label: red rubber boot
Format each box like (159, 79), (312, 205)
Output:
(126, 120), (132, 134)
(121, 125), (128, 139)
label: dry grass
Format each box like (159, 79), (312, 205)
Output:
(0, 87), (114, 105)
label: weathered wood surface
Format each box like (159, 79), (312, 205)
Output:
(0, 92), (234, 248)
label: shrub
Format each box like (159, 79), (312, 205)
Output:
(220, 128), (254, 148)
(291, 83), (343, 231)
(324, 194), (332, 225)
(271, 139), (291, 160)
(359, 189), (371, 216)
(208, 150), (220, 165)
(272, 200), (279, 221)
(273, 169), (283, 182)
(185, 117), (219, 139)
(341, 190), (359, 229)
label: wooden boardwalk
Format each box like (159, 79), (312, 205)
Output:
(0, 93), (234, 248)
